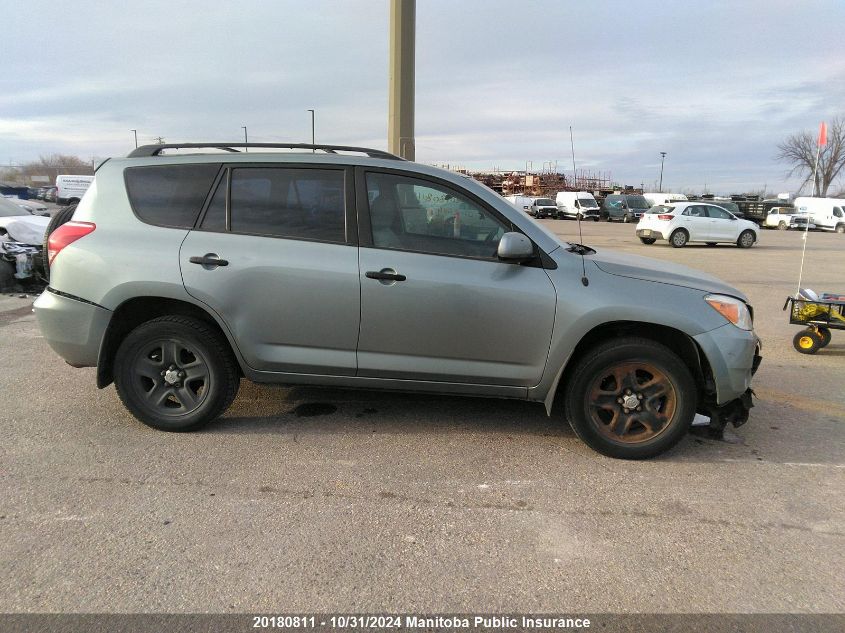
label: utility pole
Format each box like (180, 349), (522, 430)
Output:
(131, 129), (138, 148)
(242, 126), (248, 152)
(388, 0), (415, 160)
(307, 109), (315, 152)
(569, 126), (577, 189)
(659, 151), (667, 192)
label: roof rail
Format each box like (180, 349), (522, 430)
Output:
(127, 142), (404, 160)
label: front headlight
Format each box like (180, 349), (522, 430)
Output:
(705, 294), (753, 330)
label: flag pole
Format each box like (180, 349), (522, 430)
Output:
(796, 123), (825, 296)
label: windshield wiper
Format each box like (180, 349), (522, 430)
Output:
(566, 242), (595, 255)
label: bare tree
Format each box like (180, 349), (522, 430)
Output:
(777, 117), (845, 196)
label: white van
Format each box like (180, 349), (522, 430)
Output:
(555, 191), (600, 220)
(55, 175), (94, 205)
(792, 197), (845, 233)
(503, 195), (557, 219)
(643, 192), (688, 207)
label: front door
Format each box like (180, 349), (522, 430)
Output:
(706, 205), (737, 241)
(356, 169), (557, 387)
(181, 165), (361, 375)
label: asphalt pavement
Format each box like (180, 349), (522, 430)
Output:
(1, 221), (842, 614)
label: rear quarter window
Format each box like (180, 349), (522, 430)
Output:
(125, 164), (220, 228)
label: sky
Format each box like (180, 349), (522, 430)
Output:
(1, 0), (843, 194)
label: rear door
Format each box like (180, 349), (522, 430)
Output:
(679, 205), (712, 240)
(180, 164), (361, 375)
(355, 169), (557, 387)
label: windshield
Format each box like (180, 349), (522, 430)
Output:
(577, 197), (598, 208)
(535, 198), (555, 206)
(626, 195), (650, 209)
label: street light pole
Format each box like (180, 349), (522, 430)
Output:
(659, 151), (667, 192)
(241, 126), (248, 152)
(131, 129), (138, 148)
(307, 109), (315, 152)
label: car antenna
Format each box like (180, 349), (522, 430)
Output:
(577, 211), (589, 286)
(571, 125), (589, 287)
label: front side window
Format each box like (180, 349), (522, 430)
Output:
(706, 205), (732, 220)
(366, 172), (508, 258)
(229, 167), (345, 242)
(682, 206), (707, 218)
(834, 207), (843, 218)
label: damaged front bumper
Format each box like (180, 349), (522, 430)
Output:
(693, 326), (762, 438)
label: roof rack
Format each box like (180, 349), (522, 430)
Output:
(127, 142), (404, 160)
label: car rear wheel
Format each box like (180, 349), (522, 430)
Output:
(564, 338), (696, 459)
(639, 237), (657, 244)
(114, 315), (240, 431)
(670, 229), (688, 248)
(737, 230), (756, 248)
(836, 224), (845, 234)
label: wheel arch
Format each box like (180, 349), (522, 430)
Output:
(97, 296), (244, 388)
(545, 320), (712, 415)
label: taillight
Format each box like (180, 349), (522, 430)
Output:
(657, 214), (674, 220)
(47, 221), (96, 264)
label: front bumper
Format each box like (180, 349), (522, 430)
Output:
(693, 324), (762, 433)
(34, 288), (111, 368)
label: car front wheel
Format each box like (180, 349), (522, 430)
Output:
(564, 338), (696, 459)
(114, 315), (240, 431)
(639, 237), (657, 244)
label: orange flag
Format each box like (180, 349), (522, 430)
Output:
(818, 121), (827, 146)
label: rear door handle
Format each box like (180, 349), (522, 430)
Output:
(365, 270), (406, 282)
(189, 253), (229, 268)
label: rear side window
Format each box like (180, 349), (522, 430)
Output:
(125, 164), (220, 228)
(229, 167), (345, 243)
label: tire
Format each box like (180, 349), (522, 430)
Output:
(793, 330), (822, 355)
(639, 237), (657, 244)
(778, 221), (788, 230)
(41, 204), (77, 279)
(836, 224), (845, 234)
(818, 327), (832, 348)
(670, 229), (688, 248)
(706, 242), (717, 247)
(113, 316), (240, 431)
(563, 337), (696, 459)
(592, 217), (599, 222)
(737, 230), (756, 249)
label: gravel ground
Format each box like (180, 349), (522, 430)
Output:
(0, 221), (842, 614)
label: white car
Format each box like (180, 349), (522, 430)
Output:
(635, 202), (760, 248)
(1, 195), (49, 216)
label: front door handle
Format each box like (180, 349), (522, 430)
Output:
(189, 253), (229, 269)
(365, 269), (406, 282)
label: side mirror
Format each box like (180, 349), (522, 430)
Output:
(497, 232), (534, 262)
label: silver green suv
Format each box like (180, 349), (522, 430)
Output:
(34, 143), (761, 459)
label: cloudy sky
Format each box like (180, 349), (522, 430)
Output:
(1, 0), (843, 194)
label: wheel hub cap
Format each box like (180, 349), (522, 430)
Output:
(623, 394), (640, 409)
(163, 368), (181, 385)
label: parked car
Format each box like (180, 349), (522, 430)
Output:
(4, 197), (49, 216)
(34, 142), (761, 460)
(43, 187), (58, 202)
(703, 199), (744, 219)
(765, 206), (803, 230)
(602, 194), (652, 222)
(555, 192), (600, 220)
(636, 203), (760, 248)
(503, 195), (556, 219)
(643, 193), (688, 207)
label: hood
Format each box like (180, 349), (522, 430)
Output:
(589, 249), (747, 301)
(0, 215), (49, 246)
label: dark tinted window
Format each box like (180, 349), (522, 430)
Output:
(230, 168), (345, 242)
(201, 172), (227, 231)
(125, 164), (220, 228)
(366, 172), (507, 259)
